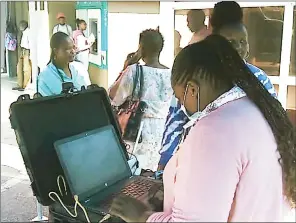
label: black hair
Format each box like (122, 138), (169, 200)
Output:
(172, 34), (296, 207)
(76, 18), (86, 28)
(19, 20), (28, 30)
(211, 1), (243, 34)
(48, 32), (71, 64)
(139, 29), (164, 57)
(187, 9), (206, 32)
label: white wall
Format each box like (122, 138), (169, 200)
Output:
(108, 13), (159, 86)
(107, 13), (198, 87)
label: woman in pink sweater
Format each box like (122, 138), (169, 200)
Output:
(110, 35), (296, 222)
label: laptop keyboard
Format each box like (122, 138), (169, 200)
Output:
(100, 177), (155, 210)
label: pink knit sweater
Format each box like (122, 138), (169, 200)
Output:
(148, 98), (290, 222)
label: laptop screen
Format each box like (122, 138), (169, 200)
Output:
(54, 125), (131, 200)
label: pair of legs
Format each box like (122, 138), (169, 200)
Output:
(12, 48), (32, 91)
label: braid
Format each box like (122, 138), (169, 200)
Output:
(172, 34), (296, 207)
(206, 35), (296, 206)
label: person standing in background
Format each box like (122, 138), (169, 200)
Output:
(109, 29), (173, 171)
(187, 9), (211, 45)
(37, 32), (89, 97)
(4, 22), (17, 75)
(73, 19), (94, 70)
(52, 13), (72, 37)
(12, 20), (32, 91)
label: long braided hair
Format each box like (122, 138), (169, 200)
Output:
(172, 34), (296, 207)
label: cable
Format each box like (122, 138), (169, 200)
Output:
(99, 214), (111, 223)
(48, 175), (91, 222)
(57, 175), (67, 196)
(125, 142), (139, 176)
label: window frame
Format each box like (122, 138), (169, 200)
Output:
(159, 2), (296, 109)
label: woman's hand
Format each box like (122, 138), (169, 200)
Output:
(126, 48), (142, 66)
(110, 195), (154, 222)
(148, 184), (164, 212)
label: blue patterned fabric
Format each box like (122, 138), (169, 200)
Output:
(158, 63), (277, 167)
(246, 62), (277, 98)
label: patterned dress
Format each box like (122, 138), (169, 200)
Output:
(110, 64), (173, 171)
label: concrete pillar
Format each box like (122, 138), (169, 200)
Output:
(278, 3), (294, 109)
(28, 1), (50, 91)
(159, 2), (175, 68)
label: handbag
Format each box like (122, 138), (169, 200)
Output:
(116, 64), (148, 143)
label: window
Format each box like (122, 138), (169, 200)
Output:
(89, 19), (98, 55)
(289, 6), (296, 76)
(175, 7), (285, 76)
(168, 2), (294, 114)
(107, 13), (160, 86)
(243, 7), (284, 76)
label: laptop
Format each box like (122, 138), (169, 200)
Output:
(54, 125), (161, 215)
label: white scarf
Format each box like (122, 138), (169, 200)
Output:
(184, 86), (246, 130)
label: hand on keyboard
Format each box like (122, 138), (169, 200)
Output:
(110, 195), (153, 223)
(148, 184), (164, 212)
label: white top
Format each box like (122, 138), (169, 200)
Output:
(111, 64), (173, 119)
(53, 24), (73, 36)
(76, 35), (90, 52)
(20, 28), (30, 50)
(71, 61), (91, 85)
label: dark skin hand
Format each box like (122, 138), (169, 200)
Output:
(126, 48), (142, 67)
(110, 184), (164, 222)
(110, 195), (154, 222)
(109, 47), (142, 100)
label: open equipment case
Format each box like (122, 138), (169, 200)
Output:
(9, 85), (128, 222)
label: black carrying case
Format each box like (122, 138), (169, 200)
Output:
(9, 85), (127, 206)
